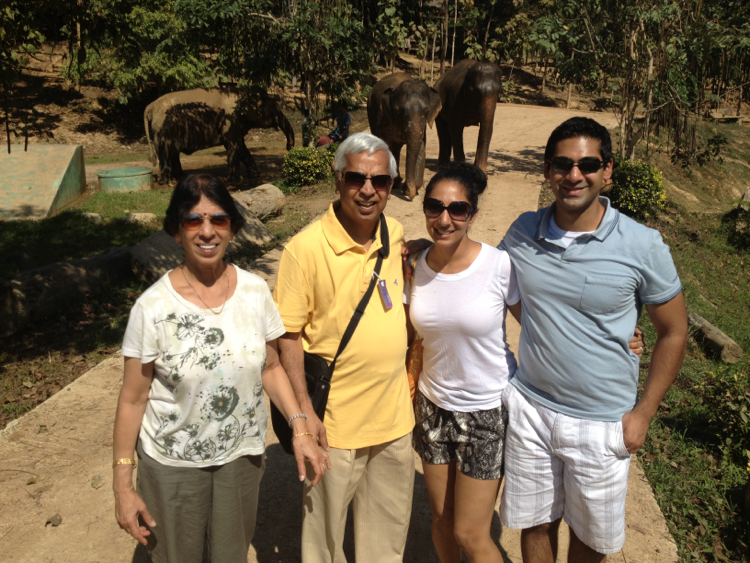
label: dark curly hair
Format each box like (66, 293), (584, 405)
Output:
(544, 117), (613, 165)
(163, 174), (245, 236)
(424, 162), (487, 213)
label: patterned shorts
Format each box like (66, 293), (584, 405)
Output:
(412, 389), (508, 480)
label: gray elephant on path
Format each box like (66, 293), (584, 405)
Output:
(144, 88), (295, 184)
(367, 73), (441, 200)
(435, 59), (502, 172)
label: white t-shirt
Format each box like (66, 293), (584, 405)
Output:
(409, 243), (520, 412)
(121, 267), (285, 468)
(548, 216), (594, 248)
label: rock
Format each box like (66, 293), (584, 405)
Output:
(22, 380), (33, 388)
(90, 475), (106, 489)
(45, 514), (62, 527)
(233, 185), (285, 221)
(124, 212), (157, 225)
(129, 211), (272, 284)
(742, 187), (750, 204)
(0, 247), (133, 338)
(82, 212), (102, 224)
(688, 310), (744, 364)
(129, 230), (184, 285)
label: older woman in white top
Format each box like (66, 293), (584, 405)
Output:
(112, 173), (328, 563)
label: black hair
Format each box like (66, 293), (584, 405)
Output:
(424, 162), (487, 213)
(544, 117), (613, 165)
(163, 173), (245, 236)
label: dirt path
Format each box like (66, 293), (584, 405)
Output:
(0, 104), (677, 563)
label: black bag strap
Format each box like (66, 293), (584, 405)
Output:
(324, 214), (389, 381)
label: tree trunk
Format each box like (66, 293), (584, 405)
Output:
(451, 0), (457, 66)
(5, 94), (11, 154)
(431, 29), (437, 85)
(482, 1), (495, 54)
(541, 59), (548, 94)
(440, 0), (449, 75)
(566, 52), (575, 109)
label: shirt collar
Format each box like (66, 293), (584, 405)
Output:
(536, 196), (619, 243)
(321, 202), (384, 255)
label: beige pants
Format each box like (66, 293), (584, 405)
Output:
(301, 432), (415, 563)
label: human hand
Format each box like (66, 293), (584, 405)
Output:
(401, 239), (431, 280)
(114, 480), (156, 545)
(621, 409), (651, 454)
(302, 410), (330, 452)
(292, 434), (331, 487)
(629, 327), (645, 358)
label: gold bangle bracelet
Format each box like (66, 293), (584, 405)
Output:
(112, 458), (137, 469)
(291, 432), (313, 442)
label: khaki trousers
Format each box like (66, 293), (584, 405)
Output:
(301, 432), (415, 563)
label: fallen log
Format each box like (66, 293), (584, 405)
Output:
(688, 310), (744, 364)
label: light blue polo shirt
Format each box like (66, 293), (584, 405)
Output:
(499, 197), (682, 421)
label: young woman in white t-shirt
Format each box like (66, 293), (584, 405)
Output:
(407, 163), (522, 563)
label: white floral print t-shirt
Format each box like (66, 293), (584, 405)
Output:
(121, 267), (285, 468)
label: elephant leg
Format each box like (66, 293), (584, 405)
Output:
(236, 142), (259, 178)
(169, 145), (183, 184)
(157, 143), (175, 185)
(436, 116), (452, 167)
(450, 122), (466, 164)
(388, 142), (404, 189)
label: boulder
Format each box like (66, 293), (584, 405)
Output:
(743, 187), (750, 204)
(82, 212), (102, 224)
(0, 247), (132, 337)
(129, 209), (273, 284)
(124, 212), (157, 225)
(233, 185), (285, 221)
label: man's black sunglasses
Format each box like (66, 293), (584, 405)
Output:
(423, 198), (474, 221)
(343, 171), (392, 191)
(547, 156), (607, 175)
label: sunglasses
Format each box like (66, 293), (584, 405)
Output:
(181, 213), (232, 231)
(423, 198), (474, 221)
(343, 171), (392, 191)
(548, 156), (606, 175)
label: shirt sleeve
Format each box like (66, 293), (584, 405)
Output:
(638, 231), (683, 305)
(263, 284), (287, 341)
(498, 250), (520, 306)
(272, 246), (313, 333)
(121, 302), (161, 363)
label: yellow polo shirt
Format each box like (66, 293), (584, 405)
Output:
(273, 203), (414, 449)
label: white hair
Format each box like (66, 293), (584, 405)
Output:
(333, 132), (398, 178)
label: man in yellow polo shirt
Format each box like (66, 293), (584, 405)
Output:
(274, 133), (415, 563)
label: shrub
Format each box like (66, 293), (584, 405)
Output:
(282, 146), (336, 191)
(608, 157), (666, 219)
(695, 367), (750, 462)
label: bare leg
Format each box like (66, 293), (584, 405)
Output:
(422, 461), (460, 563)
(452, 472), (502, 563)
(568, 527), (606, 563)
(520, 518), (561, 563)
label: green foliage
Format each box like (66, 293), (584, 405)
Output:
(695, 367), (750, 461)
(609, 158), (666, 219)
(0, 1), (44, 91)
(722, 204), (750, 253)
(282, 146), (335, 191)
(376, 0), (409, 71)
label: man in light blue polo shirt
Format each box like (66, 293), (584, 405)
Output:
(499, 117), (688, 563)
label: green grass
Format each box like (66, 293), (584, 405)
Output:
(637, 206), (750, 562)
(85, 152), (151, 165)
(74, 189), (173, 221)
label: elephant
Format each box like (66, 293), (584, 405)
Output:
(434, 59), (502, 172)
(143, 88), (295, 184)
(367, 73), (441, 200)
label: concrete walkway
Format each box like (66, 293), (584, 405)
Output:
(0, 104), (678, 562)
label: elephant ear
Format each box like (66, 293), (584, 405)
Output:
(426, 89), (442, 129)
(380, 88), (394, 117)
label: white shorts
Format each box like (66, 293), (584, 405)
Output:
(500, 384), (632, 555)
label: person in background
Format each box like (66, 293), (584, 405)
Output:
(112, 173), (328, 563)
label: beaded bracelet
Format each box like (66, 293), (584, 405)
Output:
(287, 413), (307, 427)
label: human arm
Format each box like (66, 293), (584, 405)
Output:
(401, 238), (432, 280)
(277, 331), (331, 452)
(622, 293), (688, 453)
(629, 327), (644, 358)
(263, 339), (331, 484)
(112, 357), (157, 545)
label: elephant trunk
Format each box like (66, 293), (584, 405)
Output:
(474, 95), (497, 173)
(278, 112), (295, 150)
(403, 129), (425, 201)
